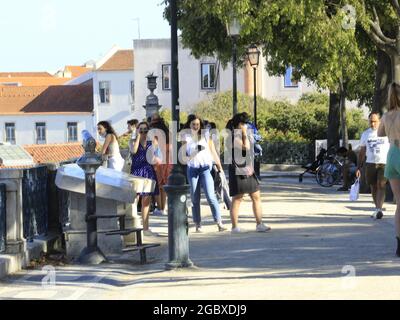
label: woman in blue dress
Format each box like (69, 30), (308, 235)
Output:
(129, 121), (159, 235)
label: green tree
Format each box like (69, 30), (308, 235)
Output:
(347, 0), (399, 113)
(163, 0), (375, 149)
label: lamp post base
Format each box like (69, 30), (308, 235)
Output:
(165, 259), (194, 270)
(78, 247), (107, 265)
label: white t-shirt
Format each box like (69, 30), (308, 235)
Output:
(184, 131), (213, 168)
(360, 128), (390, 164)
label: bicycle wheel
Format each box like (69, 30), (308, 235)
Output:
(316, 162), (338, 187)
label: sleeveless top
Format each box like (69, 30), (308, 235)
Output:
(185, 131), (213, 168)
(106, 135), (122, 158)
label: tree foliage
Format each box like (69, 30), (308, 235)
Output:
(191, 91), (368, 142)
(163, 0), (376, 103)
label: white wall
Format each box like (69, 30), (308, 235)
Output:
(93, 70), (134, 137)
(133, 39), (245, 121)
(257, 56), (318, 103)
(0, 114), (94, 145)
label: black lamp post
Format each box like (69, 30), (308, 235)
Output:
(226, 18), (241, 116)
(164, 0), (193, 270)
(246, 44), (261, 180)
(246, 44), (261, 128)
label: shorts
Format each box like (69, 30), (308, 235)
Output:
(385, 145), (400, 180)
(365, 163), (387, 188)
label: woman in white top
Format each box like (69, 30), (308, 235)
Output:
(181, 114), (226, 232)
(97, 121), (124, 172)
(378, 82), (400, 257)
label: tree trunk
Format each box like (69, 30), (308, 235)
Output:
(373, 49), (392, 115)
(392, 54), (400, 85)
(327, 91), (340, 151)
(339, 84), (348, 148)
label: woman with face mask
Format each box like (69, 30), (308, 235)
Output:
(97, 121), (124, 171)
(129, 121), (159, 236)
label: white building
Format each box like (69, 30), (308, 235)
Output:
(132, 38), (317, 121)
(133, 39), (244, 121)
(0, 84), (94, 146)
(0, 40), (322, 147)
(91, 46), (134, 136)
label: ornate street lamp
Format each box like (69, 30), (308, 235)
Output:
(226, 18), (241, 116)
(143, 73), (161, 119)
(246, 44), (261, 180)
(246, 44), (261, 128)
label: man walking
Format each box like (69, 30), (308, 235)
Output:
(356, 113), (390, 219)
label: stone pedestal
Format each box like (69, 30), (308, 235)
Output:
(123, 203), (141, 246)
(64, 192), (125, 260)
(0, 169), (27, 264)
(56, 164), (156, 260)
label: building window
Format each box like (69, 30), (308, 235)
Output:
(201, 63), (216, 89)
(130, 81), (135, 103)
(99, 81), (111, 103)
(162, 64), (171, 90)
(35, 122), (46, 144)
(284, 66), (299, 88)
(67, 122), (78, 142)
(5, 123), (15, 144)
(0, 82), (21, 87)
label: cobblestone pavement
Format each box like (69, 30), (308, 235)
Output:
(1, 177), (400, 300)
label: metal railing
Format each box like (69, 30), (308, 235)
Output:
(22, 166), (48, 241)
(0, 184), (6, 253)
(260, 141), (315, 165)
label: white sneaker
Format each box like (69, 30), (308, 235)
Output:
(372, 209), (384, 220)
(256, 223), (271, 232)
(231, 227), (242, 234)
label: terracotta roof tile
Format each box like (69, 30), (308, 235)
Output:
(0, 72), (52, 78)
(64, 66), (93, 78)
(0, 84), (93, 114)
(98, 50), (134, 71)
(23, 143), (83, 164)
(0, 77), (70, 87)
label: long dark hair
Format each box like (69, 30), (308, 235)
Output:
(389, 82), (400, 111)
(231, 112), (250, 129)
(97, 121), (118, 139)
(184, 114), (204, 137)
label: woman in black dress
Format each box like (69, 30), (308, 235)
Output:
(226, 113), (271, 233)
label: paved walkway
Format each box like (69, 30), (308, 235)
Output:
(1, 177), (400, 300)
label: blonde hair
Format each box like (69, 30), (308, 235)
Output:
(389, 82), (400, 111)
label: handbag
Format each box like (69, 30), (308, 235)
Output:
(349, 178), (360, 201)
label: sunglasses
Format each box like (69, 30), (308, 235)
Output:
(139, 129), (149, 134)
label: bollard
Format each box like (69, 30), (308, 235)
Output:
(77, 130), (107, 264)
(164, 160), (193, 270)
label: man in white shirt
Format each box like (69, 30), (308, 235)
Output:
(356, 113), (390, 219)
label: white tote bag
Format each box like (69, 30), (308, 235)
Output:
(349, 178), (360, 201)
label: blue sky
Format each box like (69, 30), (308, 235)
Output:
(0, 0), (170, 72)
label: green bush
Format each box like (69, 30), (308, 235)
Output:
(191, 91), (368, 143)
(159, 108), (188, 125)
(119, 135), (130, 150)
